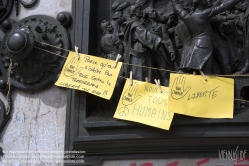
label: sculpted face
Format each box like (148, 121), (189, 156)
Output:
(148, 9), (157, 19)
(106, 23), (113, 32)
(113, 11), (125, 24)
(117, 16), (125, 24)
(238, 2), (247, 11)
(135, 6), (144, 18)
(101, 20), (113, 33)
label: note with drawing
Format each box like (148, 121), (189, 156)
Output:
(63, 56), (84, 77)
(55, 51), (122, 99)
(168, 73), (234, 118)
(114, 79), (174, 130)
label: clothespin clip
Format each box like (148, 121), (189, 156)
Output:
(154, 79), (162, 93)
(145, 77), (148, 83)
(75, 46), (79, 60)
(130, 71), (133, 86)
(113, 54), (121, 68)
(199, 70), (207, 81)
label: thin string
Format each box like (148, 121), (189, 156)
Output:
(209, 74), (249, 77)
(37, 41), (70, 52)
(34, 44), (249, 77)
(123, 62), (176, 73)
(6, 59), (13, 115)
(234, 99), (249, 103)
(34, 46), (67, 59)
(34, 45), (249, 77)
(34, 44), (249, 103)
(37, 42), (176, 73)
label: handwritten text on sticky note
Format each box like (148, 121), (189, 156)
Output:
(55, 51), (122, 99)
(168, 74), (234, 118)
(114, 79), (174, 130)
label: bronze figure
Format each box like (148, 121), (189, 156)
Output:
(144, 7), (175, 85)
(122, 5), (174, 82)
(172, 0), (243, 74)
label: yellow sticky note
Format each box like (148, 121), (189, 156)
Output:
(55, 51), (122, 99)
(114, 79), (174, 130)
(168, 73), (234, 118)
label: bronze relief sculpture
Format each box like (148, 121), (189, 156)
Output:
(66, 1), (249, 164)
(238, 1), (249, 74)
(95, 0), (249, 112)
(99, 0), (246, 80)
(172, 0), (242, 74)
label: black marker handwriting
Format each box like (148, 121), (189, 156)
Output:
(171, 75), (191, 100)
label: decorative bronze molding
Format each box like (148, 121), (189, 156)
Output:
(0, 14), (71, 91)
(15, 0), (39, 16)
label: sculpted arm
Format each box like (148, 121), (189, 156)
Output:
(116, 1), (130, 11)
(117, 42), (124, 56)
(171, 0), (189, 20)
(161, 24), (175, 53)
(202, 0), (243, 18)
(174, 31), (182, 49)
(134, 25), (162, 51)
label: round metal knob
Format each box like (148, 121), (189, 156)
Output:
(0, 80), (6, 89)
(7, 32), (27, 53)
(57, 13), (67, 24)
(56, 12), (72, 28)
(1, 20), (10, 30)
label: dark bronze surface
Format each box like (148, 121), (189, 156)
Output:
(7, 32), (27, 52)
(90, 0), (249, 113)
(0, 19), (16, 33)
(0, 0), (14, 23)
(56, 12), (72, 28)
(64, 1), (249, 165)
(0, 15), (71, 91)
